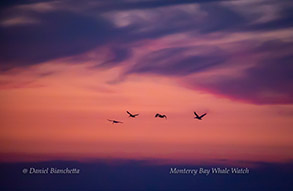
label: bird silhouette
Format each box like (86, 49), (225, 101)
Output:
(108, 119), (123, 124)
(194, 112), (207, 120)
(126, 111), (139, 118)
(155, 113), (167, 119)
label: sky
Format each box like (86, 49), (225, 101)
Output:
(0, 0), (293, 165)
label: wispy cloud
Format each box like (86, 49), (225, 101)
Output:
(1, 0), (292, 104)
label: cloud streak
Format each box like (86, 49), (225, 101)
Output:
(1, 0), (292, 104)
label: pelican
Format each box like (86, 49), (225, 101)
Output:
(194, 112), (207, 120)
(126, 111), (139, 118)
(108, 119), (123, 124)
(155, 113), (167, 119)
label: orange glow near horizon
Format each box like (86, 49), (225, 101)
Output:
(0, 58), (292, 164)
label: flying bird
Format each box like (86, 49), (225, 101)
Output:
(126, 111), (139, 118)
(194, 112), (207, 120)
(155, 113), (167, 119)
(107, 119), (123, 124)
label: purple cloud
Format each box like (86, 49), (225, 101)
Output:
(1, 0), (292, 104)
(185, 41), (293, 104)
(127, 46), (227, 76)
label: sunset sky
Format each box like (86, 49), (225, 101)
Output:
(0, 0), (292, 165)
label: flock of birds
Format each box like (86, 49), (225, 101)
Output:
(107, 111), (207, 124)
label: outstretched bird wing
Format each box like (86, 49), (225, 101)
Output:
(133, 114), (139, 117)
(107, 119), (114, 122)
(199, 113), (207, 118)
(194, 112), (199, 117)
(126, 111), (132, 115)
(155, 113), (159, 117)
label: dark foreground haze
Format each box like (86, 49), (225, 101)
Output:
(0, 160), (292, 191)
